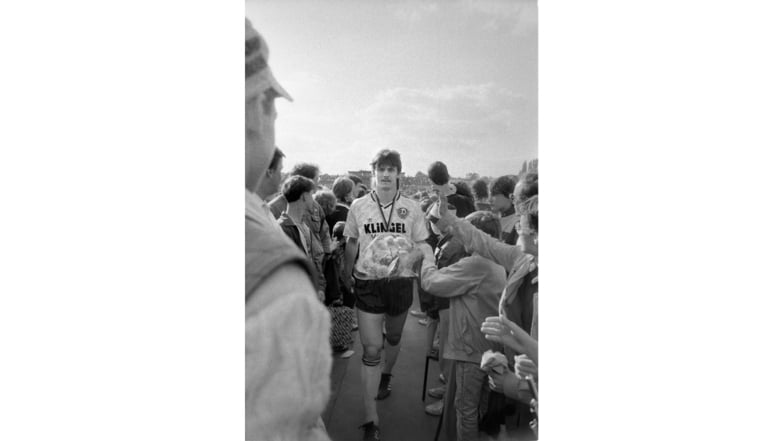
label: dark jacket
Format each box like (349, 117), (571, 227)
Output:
(447, 193), (475, 218)
(277, 212), (327, 293)
(326, 202), (349, 235)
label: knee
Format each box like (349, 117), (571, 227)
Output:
(385, 331), (402, 347)
(362, 345), (382, 366)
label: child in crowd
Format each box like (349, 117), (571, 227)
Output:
(420, 211), (507, 441)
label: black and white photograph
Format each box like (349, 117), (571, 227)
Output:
(246, 1), (538, 440)
(245, 0), (538, 440)
(5, 1), (784, 440)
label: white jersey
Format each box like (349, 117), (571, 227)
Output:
(345, 190), (428, 280)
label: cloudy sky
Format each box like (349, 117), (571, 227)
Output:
(247, 0), (537, 178)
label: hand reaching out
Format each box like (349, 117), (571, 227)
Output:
(514, 354), (537, 381)
(481, 315), (531, 355)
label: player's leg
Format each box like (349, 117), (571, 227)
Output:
(381, 308), (408, 375)
(355, 278), (386, 425)
(376, 278), (414, 400)
(358, 309), (384, 424)
(381, 278), (414, 374)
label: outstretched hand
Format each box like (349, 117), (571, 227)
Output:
(481, 315), (529, 355)
(514, 354), (537, 381)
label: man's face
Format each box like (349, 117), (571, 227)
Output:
(490, 192), (512, 213)
(373, 164), (399, 191)
(304, 189), (315, 206)
(245, 88), (278, 193)
(258, 157), (284, 199)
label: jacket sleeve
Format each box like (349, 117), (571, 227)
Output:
(501, 372), (533, 403)
(420, 254), (485, 298)
(446, 218), (525, 275)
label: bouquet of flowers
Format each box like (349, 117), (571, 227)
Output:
(358, 233), (423, 279)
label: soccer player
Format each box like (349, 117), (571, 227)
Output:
(343, 149), (430, 441)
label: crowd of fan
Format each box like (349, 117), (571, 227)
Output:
(246, 17), (539, 441)
(259, 144), (539, 440)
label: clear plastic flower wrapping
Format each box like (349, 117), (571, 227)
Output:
(358, 233), (424, 279)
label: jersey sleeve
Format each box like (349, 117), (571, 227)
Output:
(344, 203), (360, 239)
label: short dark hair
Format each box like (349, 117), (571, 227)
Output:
(281, 175), (315, 203)
(332, 176), (355, 202)
(356, 184), (369, 198)
(347, 174), (363, 186)
(370, 149), (402, 173)
(471, 179), (489, 199)
(314, 189), (337, 215)
(490, 175), (517, 197)
(454, 181), (475, 204)
(268, 147), (285, 171)
(333, 221), (346, 241)
(290, 163), (320, 181)
(465, 211), (501, 239)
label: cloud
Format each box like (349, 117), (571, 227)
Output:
(462, 0), (537, 36)
(348, 84), (534, 176)
(390, 2), (440, 23)
(356, 84), (523, 140)
(388, 0), (536, 36)
(275, 83), (535, 176)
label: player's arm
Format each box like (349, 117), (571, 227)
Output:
(342, 204), (360, 287)
(343, 237), (358, 287)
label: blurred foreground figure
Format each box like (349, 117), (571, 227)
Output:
(245, 18), (332, 441)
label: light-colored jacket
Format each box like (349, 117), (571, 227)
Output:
(246, 191), (332, 441)
(420, 252), (506, 364)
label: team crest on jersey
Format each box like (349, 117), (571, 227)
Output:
(397, 207), (409, 219)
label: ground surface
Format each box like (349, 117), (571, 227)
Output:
(322, 289), (444, 441)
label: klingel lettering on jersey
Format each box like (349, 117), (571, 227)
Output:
(363, 222), (407, 235)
